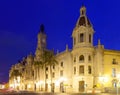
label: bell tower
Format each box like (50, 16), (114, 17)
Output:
(72, 5), (94, 49)
(37, 24), (47, 50)
(35, 24), (47, 60)
(72, 6), (95, 90)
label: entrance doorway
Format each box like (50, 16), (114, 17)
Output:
(51, 83), (55, 92)
(79, 81), (85, 92)
(60, 82), (64, 92)
(112, 79), (118, 88)
(25, 84), (27, 90)
(34, 84), (36, 91)
(45, 83), (48, 91)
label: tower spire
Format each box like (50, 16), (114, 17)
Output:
(35, 24), (47, 60)
(80, 5), (86, 17)
(40, 24), (45, 33)
(76, 6), (91, 27)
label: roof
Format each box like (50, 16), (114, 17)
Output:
(76, 6), (92, 27)
(78, 16), (91, 27)
(39, 24), (45, 34)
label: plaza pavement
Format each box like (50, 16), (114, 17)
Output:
(0, 92), (118, 95)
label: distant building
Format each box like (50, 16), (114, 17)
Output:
(0, 83), (5, 89)
(9, 5), (120, 93)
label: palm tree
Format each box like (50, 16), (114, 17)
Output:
(34, 60), (43, 91)
(10, 69), (21, 90)
(41, 50), (58, 92)
(11, 69), (21, 79)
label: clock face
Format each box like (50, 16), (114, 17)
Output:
(42, 38), (45, 43)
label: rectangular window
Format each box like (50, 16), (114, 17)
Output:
(88, 66), (92, 74)
(112, 68), (116, 77)
(112, 59), (117, 64)
(46, 67), (48, 71)
(80, 33), (84, 42)
(74, 67), (76, 75)
(60, 70), (63, 76)
(61, 62), (63, 67)
(32, 71), (34, 76)
(74, 57), (76, 63)
(46, 74), (48, 79)
(88, 55), (91, 62)
(89, 34), (91, 43)
(79, 66), (84, 74)
(22, 68), (24, 71)
(53, 65), (55, 69)
(52, 72), (55, 78)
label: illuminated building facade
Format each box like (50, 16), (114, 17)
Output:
(9, 5), (120, 93)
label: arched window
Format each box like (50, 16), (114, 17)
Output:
(74, 67), (76, 75)
(88, 66), (92, 74)
(88, 55), (91, 62)
(82, 10), (84, 15)
(89, 34), (91, 43)
(61, 62), (63, 67)
(79, 55), (84, 62)
(80, 33), (84, 42)
(74, 57), (76, 63)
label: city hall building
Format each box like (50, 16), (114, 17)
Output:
(9, 6), (120, 93)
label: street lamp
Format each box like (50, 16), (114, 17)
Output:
(59, 77), (67, 93)
(28, 84), (31, 90)
(39, 81), (43, 91)
(55, 80), (60, 87)
(13, 78), (17, 90)
(99, 76), (108, 92)
(116, 74), (120, 95)
(36, 81), (39, 91)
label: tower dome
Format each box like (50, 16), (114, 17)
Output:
(72, 5), (94, 49)
(77, 5), (92, 27)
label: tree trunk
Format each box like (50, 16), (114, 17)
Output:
(34, 67), (36, 91)
(50, 64), (53, 92)
(44, 64), (47, 91)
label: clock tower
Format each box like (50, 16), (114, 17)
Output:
(35, 24), (47, 60)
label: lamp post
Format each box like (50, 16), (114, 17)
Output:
(99, 76), (108, 92)
(116, 74), (120, 95)
(115, 79), (119, 95)
(39, 81), (43, 91)
(59, 77), (67, 93)
(117, 73), (120, 95)
(117, 83), (118, 95)
(13, 78), (17, 90)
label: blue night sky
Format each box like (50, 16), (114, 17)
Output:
(0, 0), (120, 83)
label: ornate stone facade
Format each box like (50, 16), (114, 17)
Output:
(9, 5), (120, 93)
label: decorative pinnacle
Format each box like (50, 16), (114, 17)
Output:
(80, 5), (86, 16)
(98, 39), (101, 45)
(66, 44), (68, 51)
